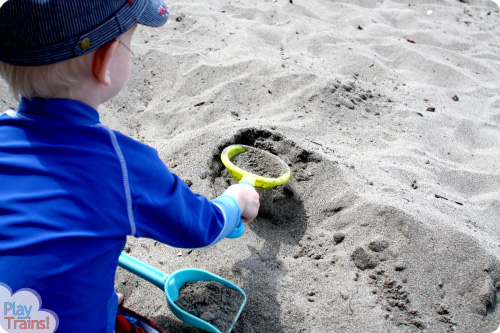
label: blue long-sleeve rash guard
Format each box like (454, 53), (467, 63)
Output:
(0, 98), (241, 332)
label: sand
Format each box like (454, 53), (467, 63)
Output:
(1, 0), (499, 332)
(230, 146), (287, 179)
(176, 280), (245, 332)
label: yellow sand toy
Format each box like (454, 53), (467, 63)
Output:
(221, 144), (291, 238)
(221, 145), (291, 189)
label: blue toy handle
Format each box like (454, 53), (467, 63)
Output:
(226, 175), (256, 239)
(118, 252), (168, 290)
(226, 220), (245, 239)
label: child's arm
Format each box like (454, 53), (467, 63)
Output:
(112, 130), (260, 248)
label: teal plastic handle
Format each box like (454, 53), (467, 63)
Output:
(118, 252), (168, 290)
(226, 220), (245, 239)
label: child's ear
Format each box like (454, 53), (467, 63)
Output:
(92, 40), (119, 86)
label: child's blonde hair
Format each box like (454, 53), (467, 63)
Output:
(0, 53), (94, 101)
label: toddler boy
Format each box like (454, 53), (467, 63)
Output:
(0, 0), (259, 332)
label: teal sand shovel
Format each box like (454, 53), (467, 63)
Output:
(118, 252), (246, 333)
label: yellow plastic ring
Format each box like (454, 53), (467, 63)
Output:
(221, 145), (291, 189)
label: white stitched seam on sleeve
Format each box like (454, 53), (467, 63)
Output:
(99, 125), (137, 236)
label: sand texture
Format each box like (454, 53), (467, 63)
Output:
(230, 146), (287, 179)
(176, 281), (245, 332)
(1, 0), (499, 332)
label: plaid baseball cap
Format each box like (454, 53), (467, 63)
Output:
(0, 0), (169, 66)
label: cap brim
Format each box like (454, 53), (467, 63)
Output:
(0, 0), (169, 66)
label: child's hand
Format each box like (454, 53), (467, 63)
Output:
(223, 184), (260, 223)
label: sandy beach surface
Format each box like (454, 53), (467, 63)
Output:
(1, 0), (500, 332)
